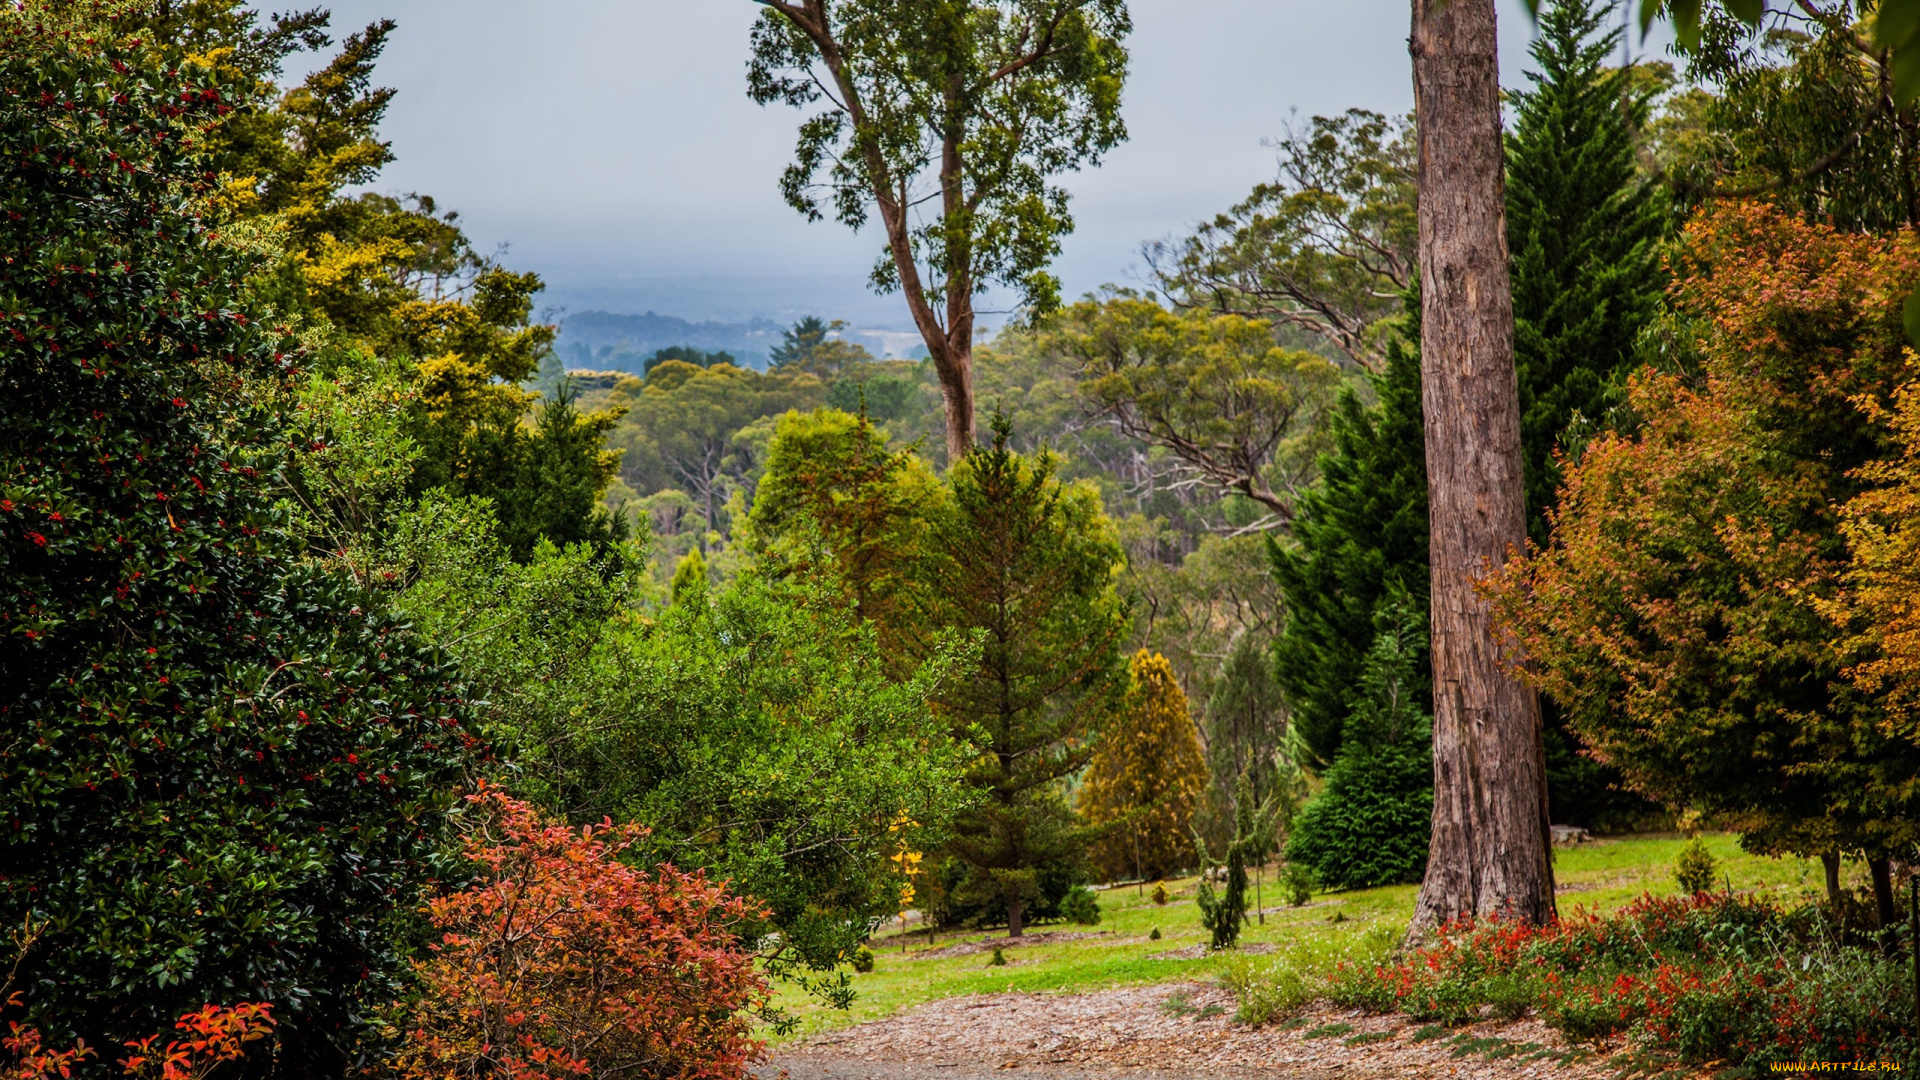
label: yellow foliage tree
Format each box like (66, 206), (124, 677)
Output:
(1834, 361), (1920, 731)
(1078, 651), (1209, 883)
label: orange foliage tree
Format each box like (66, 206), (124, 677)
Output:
(1491, 204), (1920, 907)
(1831, 366), (1920, 733)
(392, 786), (770, 1080)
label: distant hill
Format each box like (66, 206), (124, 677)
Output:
(555, 311), (781, 372)
(554, 310), (929, 374)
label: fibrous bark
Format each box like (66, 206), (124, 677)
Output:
(1407, 0), (1556, 935)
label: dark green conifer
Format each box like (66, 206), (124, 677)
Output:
(1271, 0), (1664, 817)
(1508, 0), (1666, 547)
(1269, 296), (1428, 768)
(911, 417), (1128, 937)
(1507, 0), (1667, 828)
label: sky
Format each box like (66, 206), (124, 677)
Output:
(302, 1), (1676, 330)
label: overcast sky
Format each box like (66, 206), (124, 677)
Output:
(303, 1), (1675, 328)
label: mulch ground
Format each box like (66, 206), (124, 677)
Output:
(766, 983), (1630, 1079)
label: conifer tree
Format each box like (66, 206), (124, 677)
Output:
(1506, 0), (1666, 829)
(670, 547), (709, 605)
(1194, 774), (1277, 950)
(1203, 630), (1289, 807)
(1079, 651), (1209, 883)
(1508, 0), (1665, 548)
(1286, 603), (1434, 890)
(909, 417), (1128, 936)
(1271, 0), (1661, 813)
(456, 381), (627, 561)
(1269, 296), (1428, 768)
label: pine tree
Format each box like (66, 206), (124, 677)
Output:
(1506, 0), (1667, 830)
(1269, 295), (1428, 768)
(1203, 630), (1288, 809)
(770, 316), (832, 370)
(456, 380), (627, 561)
(910, 417), (1129, 936)
(1507, 0), (1666, 547)
(670, 547), (709, 605)
(1079, 651), (1209, 883)
(1286, 603), (1434, 890)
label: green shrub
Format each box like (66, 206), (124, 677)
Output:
(0, 24), (473, 1054)
(989, 947), (1007, 967)
(1151, 882), (1169, 905)
(1223, 925), (1399, 1024)
(1317, 893), (1918, 1071)
(1286, 743), (1433, 889)
(1674, 837), (1718, 895)
(1060, 886), (1101, 925)
(851, 946), (876, 973)
(1285, 606), (1433, 890)
(1283, 862), (1317, 906)
(1149, 927), (1162, 940)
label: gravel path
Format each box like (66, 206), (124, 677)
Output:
(762, 983), (1618, 1079)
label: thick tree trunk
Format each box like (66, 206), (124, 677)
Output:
(1007, 892), (1024, 938)
(1407, 0), (1556, 937)
(1823, 850), (1843, 909)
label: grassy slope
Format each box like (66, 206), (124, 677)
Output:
(769, 832), (1843, 1041)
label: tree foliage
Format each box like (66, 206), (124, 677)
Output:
(1149, 109), (1415, 372)
(1038, 295), (1339, 524)
(134, 0), (622, 559)
(1665, 4), (1919, 234)
(769, 316), (874, 380)
(1832, 364), (1920, 732)
(1269, 299), (1428, 768)
(1202, 628), (1289, 813)
(1285, 603), (1433, 891)
(748, 0), (1131, 456)
(393, 787), (769, 1080)
(0, 18), (472, 1058)
(907, 418), (1128, 934)
(748, 408), (940, 657)
(1508, 0), (1667, 549)
(419, 557), (967, 997)
(1623, 0), (1920, 109)
(1492, 203), (1920, 862)
(1078, 651), (1208, 883)
(602, 362), (822, 544)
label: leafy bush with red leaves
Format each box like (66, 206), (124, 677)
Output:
(1322, 893), (1916, 1069)
(390, 786), (770, 1080)
(4, 1001), (274, 1080)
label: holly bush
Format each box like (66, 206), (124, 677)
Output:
(0, 11), (473, 1065)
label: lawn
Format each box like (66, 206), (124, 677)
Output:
(767, 832), (1844, 1041)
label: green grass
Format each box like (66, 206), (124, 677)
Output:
(767, 832), (1838, 1042)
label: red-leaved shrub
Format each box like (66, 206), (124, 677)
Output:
(1321, 893), (1915, 1068)
(4, 1000), (274, 1080)
(393, 785), (770, 1080)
